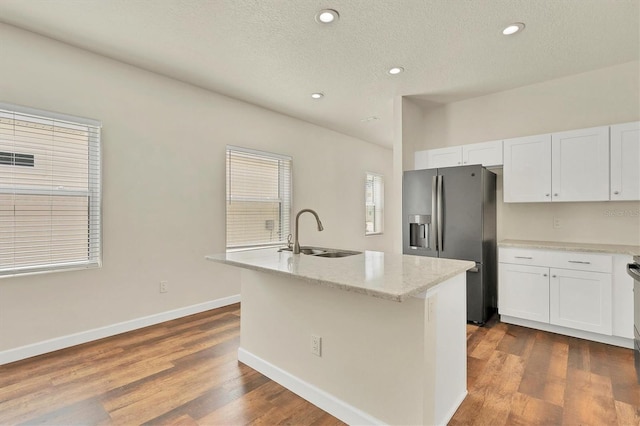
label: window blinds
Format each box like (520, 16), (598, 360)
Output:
(226, 146), (292, 249)
(0, 103), (101, 276)
(365, 173), (384, 235)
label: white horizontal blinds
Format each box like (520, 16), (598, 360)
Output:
(0, 105), (101, 275)
(365, 173), (384, 235)
(226, 147), (292, 249)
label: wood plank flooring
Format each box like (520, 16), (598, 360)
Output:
(0, 304), (638, 425)
(451, 316), (640, 426)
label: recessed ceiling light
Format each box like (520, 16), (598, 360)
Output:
(311, 92), (324, 99)
(316, 9), (339, 24)
(502, 22), (525, 35)
(388, 67), (404, 75)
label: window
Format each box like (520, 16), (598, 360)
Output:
(226, 146), (292, 250)
(365, 172), (384, 235)
(0, 103), (102, 277)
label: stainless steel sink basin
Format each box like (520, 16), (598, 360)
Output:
(313, 250), (360, 258)
(301, 248), (328, 255)
(278, 246), (361, 258)
(279, 246), (325, 255)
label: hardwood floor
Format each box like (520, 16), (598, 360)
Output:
(451, 316), (640, 426)
(0, 304), (638, 425)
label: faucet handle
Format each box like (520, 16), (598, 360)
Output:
(287, 234), (293, 249)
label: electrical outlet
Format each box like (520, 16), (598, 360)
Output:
(553, 217), (561, 229)
(311, 334), (321, 357)
(159, 281), (168, 293)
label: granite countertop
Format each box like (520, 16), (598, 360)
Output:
(499, 239), (640, 256)
(206, 248), (475, 302)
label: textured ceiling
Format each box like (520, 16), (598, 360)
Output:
(0, 0), (638, 147)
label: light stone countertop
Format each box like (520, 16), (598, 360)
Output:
(206, 248), (475, 302)
(499, 239), (640, 256)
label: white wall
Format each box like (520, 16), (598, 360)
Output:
(389, 96), (427, 253)
(410, 61), (640, 246)
(0, 23), (395, 353)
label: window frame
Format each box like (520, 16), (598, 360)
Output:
(365, 172), (384, 236)
(0, 102), (102, 278)
(225, 145), (292, 251)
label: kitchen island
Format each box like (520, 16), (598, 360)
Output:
(207, 248), (475, 425)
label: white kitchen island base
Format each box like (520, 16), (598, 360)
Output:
(238, 269), (467, 425)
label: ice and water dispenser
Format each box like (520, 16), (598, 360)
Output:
(408, 214), (430, 249)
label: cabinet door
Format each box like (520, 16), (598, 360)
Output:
(503, 134), (552, 202)
(462, 140), (503, 167)
(498, 263), (549, 322)
(612, 255), (634, 338)
(611, 122), (640, 201)
(414, 150), (429, 170)
(425, 146), (462, 168)
(549, 268), (612, 335)
(551, 126), (609, 202)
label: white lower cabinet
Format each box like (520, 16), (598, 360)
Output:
(498, 247), (631, 346)
(498, 263), (549, 322)
(549, 268), (612, 335)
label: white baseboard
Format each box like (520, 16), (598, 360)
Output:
(501, 315), (634, 349)
(0, 294), (240, 366)
(437, 390), (468, 426)
(238, 347), (385, 426)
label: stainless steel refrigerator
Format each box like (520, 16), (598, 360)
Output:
(403, 165), (497, 324)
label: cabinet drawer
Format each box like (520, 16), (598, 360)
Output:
(499, 247), (551, 266)
(549, 251), (612, 273)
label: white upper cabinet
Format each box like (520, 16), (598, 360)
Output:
(462, 140), (503, 167)
(415, 140), (503, 170)
(424, 146), (463, 169)
(551, 126), (610, 202)
(610, 121), (640, 201)
(503, 134), (552, 202)
(417, 121), (635, 202)
(504, 126), (611, 203)
(414, 150), (429, 170)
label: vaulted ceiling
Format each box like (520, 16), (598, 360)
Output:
(1, 0), (638, 147)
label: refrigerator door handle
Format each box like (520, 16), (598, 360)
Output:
(431, 175), (438, 250)
(628, 263), (640, 281)
(437, 175), (443, 251)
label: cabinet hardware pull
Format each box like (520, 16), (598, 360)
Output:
(543, 274), (548, 277)
(545, 194), (550, 197)
(552, 275), (557, 278)
(614, 191), (620, 195)
(568, 260), (591, 264)
(514, 256), (533, 259)
(554, 193), (559, 196)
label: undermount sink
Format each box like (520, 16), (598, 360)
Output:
(313, 251), (360, 258)
(299, 248), (327, 255)
(278, 246), (361, 258)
